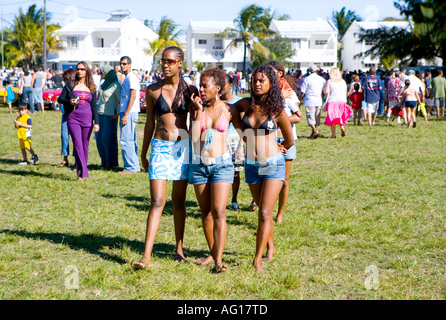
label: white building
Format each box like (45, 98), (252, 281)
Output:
(49, 10), (158, 71)
(269, 19), (338, 72)
(341, 20), (412, 72)
(186, 21), (247, 72)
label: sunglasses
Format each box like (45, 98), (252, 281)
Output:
(76, 68), (86, 71)
(160, 58), (181, 66)
(120, 62), (129, 66)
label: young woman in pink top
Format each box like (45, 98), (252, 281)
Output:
(190, 67), (243, 273)
(401, 79), (422, 128)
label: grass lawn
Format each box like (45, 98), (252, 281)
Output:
(0, 104), (445, 300)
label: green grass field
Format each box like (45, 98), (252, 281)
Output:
(0, 104), (445, 300)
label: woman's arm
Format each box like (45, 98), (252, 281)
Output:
(140, 88), (157, 172)
(277, 110), (294, 150)
(90, 92), (99, 125)
(323, 80), (331, 96)
(189, 92), (203, 143)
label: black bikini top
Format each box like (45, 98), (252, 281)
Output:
(242, 112), (277, 132)
(154, 87), (191, 116)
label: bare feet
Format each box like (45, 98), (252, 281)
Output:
(133, 257), (151, 270)
(276, 213), (283, 225)
(174, 254), (186, 262)
(253, 260), (264, 274)
(263, 247), (277, 262)
(211, 264), (227, 273)
(197, 255), (213, 266)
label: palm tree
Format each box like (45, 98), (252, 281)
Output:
(331, 7), (362, 69)
(145, 16), (183, 71)
(4, 4), (62, 68)
(332, 7), (362, 41)
(217, 4), (276, 72)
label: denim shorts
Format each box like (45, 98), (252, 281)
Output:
(245, 153), (285, 184)
(188, 153), (234, 185)
(405, 101), (417, 109)
(276, 137), (296, 160)
(435, 97), (445, 108)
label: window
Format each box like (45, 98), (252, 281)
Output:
(315, 40), (328, 46)
(97, 38), (104, 48)
(198, 39), (207, 45)
(67, 36), (78, 48)
(214, 39), (223, 49)
(291, 39), (301, 49)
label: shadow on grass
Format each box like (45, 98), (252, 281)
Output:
(0, 228), (213, 264)
(0, 160), (72, 181)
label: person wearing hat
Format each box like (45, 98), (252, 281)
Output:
(299, 64), (326, 139)
(14, 103), (39, 165)
(95, 64), (122, 169)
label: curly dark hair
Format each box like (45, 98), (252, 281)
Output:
(200, 67), (226, 93)
(250, 64), (284, 117)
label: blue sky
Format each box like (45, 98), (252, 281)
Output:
(1, 0), (404, 32)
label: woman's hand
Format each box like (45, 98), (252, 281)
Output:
(93, 124), (100, 133)
(141, 156), (149, 172)
(277, 143), (287, 155)
(191, 93), (203, 111)
(70, 98), (79, 106)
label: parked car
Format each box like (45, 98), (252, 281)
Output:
(140, 83), (148, 112)
(42, 86), (62, 111)
(0, 79), (19, 105)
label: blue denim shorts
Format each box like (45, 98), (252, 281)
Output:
(188, 153), (234, 185)
(405, 101), (417, 109)
(276, 137), (296, 160)
(245, 153), (286, 184)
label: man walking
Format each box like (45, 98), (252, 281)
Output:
(299, 64), (326, 139)
(361, 67), (382, 126)
(119, 56), (141, 174)
(431, 69), (446, 119)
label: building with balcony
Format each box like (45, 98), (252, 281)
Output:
(186, 19), (338, 73)
(341, 20), (412, 72)
(186, 20), (250, 72)
(49, 10), (158, 71)
(269, 19), (338, 72)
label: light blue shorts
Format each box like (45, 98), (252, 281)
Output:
(276, 137), (296, 160)
(245, 153), (285, 184)
(188, 153), (234, 185)
(149, 138), (190, 181)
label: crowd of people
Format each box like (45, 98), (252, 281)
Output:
(6, 46), (446, 273)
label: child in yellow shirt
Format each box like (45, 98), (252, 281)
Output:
(14, 103), (39, 165)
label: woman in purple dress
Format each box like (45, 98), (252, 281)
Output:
(58, 62), (99, 181)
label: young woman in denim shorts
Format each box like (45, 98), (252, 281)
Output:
(134, 47), (199, 269)
(234, 65), (294, 273)
(190, 68), (243, 273)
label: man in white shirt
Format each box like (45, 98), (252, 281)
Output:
(299, 64), (326, 139)
(119, 56), (141, 173)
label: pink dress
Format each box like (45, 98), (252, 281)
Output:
(324, 80), (352, 126)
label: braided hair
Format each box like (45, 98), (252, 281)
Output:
(162, 46), (190, 110)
